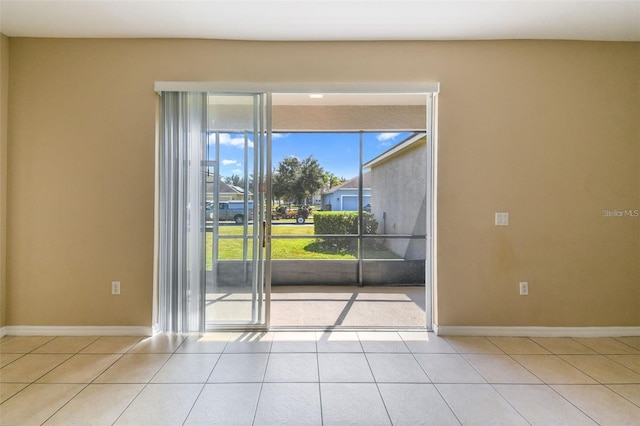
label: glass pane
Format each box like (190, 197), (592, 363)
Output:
(272, 132), (361, 226)
(205, 94), (264, 326)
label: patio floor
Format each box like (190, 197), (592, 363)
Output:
(270, 285), (426, 329)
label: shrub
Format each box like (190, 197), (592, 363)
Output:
(313, 211), (378, 251)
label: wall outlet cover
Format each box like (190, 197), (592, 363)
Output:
(519, 281), (528, 295)
(495, 212), (509, 226)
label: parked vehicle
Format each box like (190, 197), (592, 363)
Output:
(273, 205), (294, 220)
(295, 205), (311, 224)
(271, 205), (312, 223)
(206, 200), (253, 224)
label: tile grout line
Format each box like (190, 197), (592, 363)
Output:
(455, 337), (614, 425)
(499, 339), (604, 425)
(0, 337), (73, 410)
(39, 382), (92, 425)
(612, 337), (640, 352)
(250, 337), (273, 426)
(313, 332), (325, 426)
(448, 338), (533, 425)
(546, 383), (613, 425)
(445, 337), (540, 424)
(565, 337), (598, 354)
(401, 333), (465, 425)
(9, 336), (127, 425)
(0, 352), (27, 371)
(362, 331), (406, 425)
(90, 335), (167, 424)
(111, 334), (195, 426)
(602, 353), (640, 377)
(603, 383), (640, 409)
(180, 334), (228, 425)
(572, 337), (640, 355)
(559, 353), (640, 382)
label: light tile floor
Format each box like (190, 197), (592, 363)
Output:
(1, 333), (639, 425)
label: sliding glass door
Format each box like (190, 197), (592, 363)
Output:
(157, 91), (269, 333)
(204, 93), (269, 329)
(157, 82), (438, 332)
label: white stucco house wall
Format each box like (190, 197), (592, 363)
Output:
(321, 172), (371, 211)
(363, 133), (427, 260)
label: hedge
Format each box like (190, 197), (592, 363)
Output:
(313, 211), (378, 250)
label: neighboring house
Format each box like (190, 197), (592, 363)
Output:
(321, 172), (371, 211)
(205, 175), (253, 201)
(363, 133), (427, 260)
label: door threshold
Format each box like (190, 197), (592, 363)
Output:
(269, 325), (430, 333)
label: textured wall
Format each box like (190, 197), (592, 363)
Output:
(370, 140), (427, 260)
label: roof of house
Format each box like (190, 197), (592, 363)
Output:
(363, 133), (427, 169)
(323, 172), (371, 195)
(205, 176), (250, 195)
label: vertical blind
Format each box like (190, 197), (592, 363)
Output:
(158, 92), (207, 333)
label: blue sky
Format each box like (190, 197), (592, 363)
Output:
(210, 132), (412, 180)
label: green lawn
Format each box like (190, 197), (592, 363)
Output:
(206, 224), (398, 268)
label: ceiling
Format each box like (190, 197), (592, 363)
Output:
(1, 1), (638, 42)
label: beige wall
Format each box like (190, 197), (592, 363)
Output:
(5, 38), (639, 328)
(1, 34), (9, 328)
(0, 34), (9, 327)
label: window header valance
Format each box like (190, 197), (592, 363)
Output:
(154, 82), (439, 95)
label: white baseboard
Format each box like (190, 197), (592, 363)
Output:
(433, 325), (640, 338)
(3, 325), (153, 337)
(5, 325), (638, 338)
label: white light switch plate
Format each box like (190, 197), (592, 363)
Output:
(495, 212), (509, 226)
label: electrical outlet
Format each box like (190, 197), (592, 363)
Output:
(519, 281), (528, 296)
(495, 212), (509, 226)
(111, 281), (121, 295)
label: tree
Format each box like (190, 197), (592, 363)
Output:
(272, 156), (300, 203)
(224, 174), (254, 193)
(224, 174), (243, 187)
(298, 156), (325, 204)
(272, 155), (325, 205)
(322, 172), (344, 190)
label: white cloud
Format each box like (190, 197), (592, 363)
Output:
(218, 133), (254, 149)
(232, 168), (243, 174)
(376, 132), (401, 147)
(376, 132), (400, 142)
(272, 133), (290, 140)
(222, 159), (239, 166)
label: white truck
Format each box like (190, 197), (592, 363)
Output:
(206, 201), (254, 224)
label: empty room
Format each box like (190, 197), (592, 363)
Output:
(1, 1), (639, 424)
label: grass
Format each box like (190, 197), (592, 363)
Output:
(206, 223), (399, 268)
